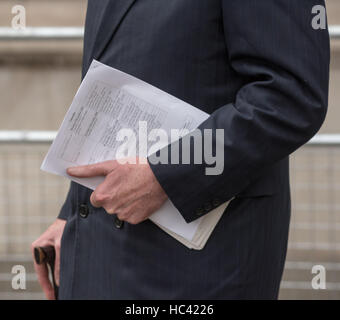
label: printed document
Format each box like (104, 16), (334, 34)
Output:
(41, 60), (231, 249)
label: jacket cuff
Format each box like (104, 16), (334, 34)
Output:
(147, 143), (234, 223)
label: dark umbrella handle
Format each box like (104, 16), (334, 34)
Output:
(34, 246), (59, 300)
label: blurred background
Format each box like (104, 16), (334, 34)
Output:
(0, 0), (339, 299)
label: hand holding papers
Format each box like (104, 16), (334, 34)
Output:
(41, 60), (231, 250)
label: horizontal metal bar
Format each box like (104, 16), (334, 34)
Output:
(0, 25), (339, 40)
(0, 130), (56, 142)
(0, 131), (340, 145)
(307, 134), (340, 145)
(280, 280), (340, 291)
(0, 27), (84, 40)
(329, 25), (340, 39)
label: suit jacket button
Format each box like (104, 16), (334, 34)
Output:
(79, 204), (89, 218)
(114, 216), (124, 229)
(196, 207), (205, 216)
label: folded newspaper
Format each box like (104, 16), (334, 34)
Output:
(41, 60), (231, 250)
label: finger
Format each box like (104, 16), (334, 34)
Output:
(33, 260), (55, 300)
(67, 160), (117, 178)
(54, 242), (61, 287)
(89, 173), (124, 210)
(90, 191), (103, 208)
(116, 207), (133, 221)
(127, 214), (149, 225)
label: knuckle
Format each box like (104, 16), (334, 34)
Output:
(105, 207), (115, 215)
(115, 165), (126, 175)
(93, 193), (109, 204)
(94, 193), (105, 203)
(116, 213), (124, 220)
(117, 210), (130, 221)
(107, 170), (116, 178)
(31, 239), (41, 250)
(89, 165), (99, 174)
(90, 199), (98, 208)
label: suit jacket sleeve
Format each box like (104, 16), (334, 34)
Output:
(150, 0), (330, 223)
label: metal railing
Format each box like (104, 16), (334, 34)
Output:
(330, 25), (340, 39)
(0, 27), (84, 40)
(1, 130), (339, 145)
(0, 25), (339, 40)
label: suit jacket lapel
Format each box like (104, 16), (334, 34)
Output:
(92, 0), (137, 61)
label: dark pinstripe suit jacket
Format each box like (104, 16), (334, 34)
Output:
(58, 0), (330, 299)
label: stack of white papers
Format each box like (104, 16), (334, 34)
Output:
(41, 60), (231, 250)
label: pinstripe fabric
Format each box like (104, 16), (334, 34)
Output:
(58, 0), (329, 299)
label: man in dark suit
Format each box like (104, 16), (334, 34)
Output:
(32, 0), (330, 299)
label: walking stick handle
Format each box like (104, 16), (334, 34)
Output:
(34, 246), (59, 299)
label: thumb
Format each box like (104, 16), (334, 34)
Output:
(54, 243), (61, 287)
